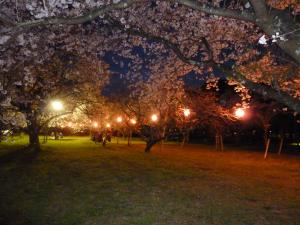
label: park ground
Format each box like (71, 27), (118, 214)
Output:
(0, 136), (300, 225)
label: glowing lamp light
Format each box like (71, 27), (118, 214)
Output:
(67, 122), (72, 127)
(116, 116), (123, 123)
(51, 100), (63, 111)
(93, 122), (98, 128)
(106, 123), (111, 128)
(183, 108), (191, 117)
(235, 108), (245, 118)
(130, 118), (137, 125)
(151, 114), (158, 122)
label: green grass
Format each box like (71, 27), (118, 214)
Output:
(0, 136), (300, 225)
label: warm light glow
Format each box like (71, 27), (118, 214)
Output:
(67, 122), (72, 127)
(130, 118), (137, 125)
(235, 108), (245, 118)
(116, 116), (123, 123)
(151, 114), (158, 122)
(51, 100), (63, 111)
(106, 123), (111, 128)
(93, 122), (98, 128)
(183, 108), (191, 117)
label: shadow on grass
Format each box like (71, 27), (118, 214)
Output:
(46, 138), (78, 141)
(0, 147), (40, 165)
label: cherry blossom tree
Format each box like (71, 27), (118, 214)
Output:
(0, 52), (109, 151)
(108, 59), (187, 152)
(0, 0), (299, 113)
(186, 88), (238, 150)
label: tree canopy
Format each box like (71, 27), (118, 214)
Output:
(0, 0), (299, 111)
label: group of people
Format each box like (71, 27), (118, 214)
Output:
(91, 131), (112, 146)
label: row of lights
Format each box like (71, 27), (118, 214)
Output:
(51, 100), (246, 129)
(92, 108), (192, 129)
(92, 116), (137, 128)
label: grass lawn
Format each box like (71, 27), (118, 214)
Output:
(0, 136), (300, 225)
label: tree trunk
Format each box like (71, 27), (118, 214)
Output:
(28, 126), (40, 151)
(27, 113), (41, 152)
(181, 130), (190, 148)
(264, 138), (271, 159)
(181, 134), (186, 148)
(278, 137), (284, 155)
(220, 135), (224, 151)
(127, 130), (132, 146)
(144, 139), (158, 153)
(263, 126), (269, 148)
(215, 134), (219, 150)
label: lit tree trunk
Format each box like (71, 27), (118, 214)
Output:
(278, 136), (284, 155)
(263, 124), (270, 148)
(160, 126), (166, 149)
(181, 133), (186, 148)
(181, 129), (190, 148)
(264, 138), (271, 159)
(215, 134), (219, 150)
(215, 129), (224, 151)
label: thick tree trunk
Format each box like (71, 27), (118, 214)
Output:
(27, 113), (41, 152)
(28, 126), (40, 151)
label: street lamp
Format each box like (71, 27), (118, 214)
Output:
(51, 100), (63, 111)
(106, 123), (111, 128)
(130, 118), (137, 125)
(50, 100), (63, 140)
(235, 108), (245, 118)
(151, 114), (158, 122)
(183, 108), (191, 117)
(116, 116), (123, 123)
(93, 122), (98, 128)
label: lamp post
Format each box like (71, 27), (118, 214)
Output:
(51, 100), (63, 140)
(151, 114), (158, 122)
(128, 118), (137, 146)
(235, 108), (245, 118)
(182, 108), (191, 147)
(116, 116), (123, 144)
(183, 108), (191, 118)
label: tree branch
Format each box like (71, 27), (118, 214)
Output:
(221, 67), (300, 113)
(7, 0), (135, 29)
(249, 0), (268, 20)
(176, 0), (256, 22)
(106, 16), (207, 68)
(106, 18), (300, 112)
(40, 111), (73, 129)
